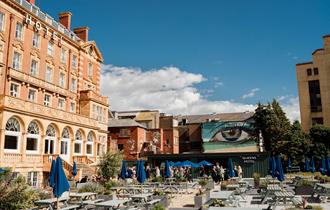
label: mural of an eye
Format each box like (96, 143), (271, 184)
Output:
(210, 128), (249, 142)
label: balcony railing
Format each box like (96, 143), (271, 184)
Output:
(2, 95), (99, 128)
(73, 156), (95, 165)
(80, 90), (108, 106)
(43, 154), (73, 173)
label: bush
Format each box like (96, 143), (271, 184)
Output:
(152, 204), (166, 210)
(152, 176), (164, 183)
(209, 199), (225, 207)
(198, 180), (207, 188)
(97, 151), (123, 181)
(0, 169), (40, 209)
(78, 182), (105, 194)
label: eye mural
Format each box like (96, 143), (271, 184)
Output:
(202, 120), (259, 153)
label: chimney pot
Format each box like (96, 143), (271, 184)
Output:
(59, 12), (72, 30)
(73, 27), (89, 42)
(27, 0), (35, 4)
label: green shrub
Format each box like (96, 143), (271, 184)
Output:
(209, 199), (225, 207)
(104, 180), (121, 190)
(78, 182), (105, 194)
(152, 176), (164, 183)
(198, 180), (208, 188)
(152, 204), (166, 210)
(296, 180), (314, 187)
(0, 169), (40, 209)
(305, 205), (313, 209)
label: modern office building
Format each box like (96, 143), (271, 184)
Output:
(296, 34), (330, 131)
(0, 0), (109, 187)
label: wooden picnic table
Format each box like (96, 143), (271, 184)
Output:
(226, 184), (239, 191)
(267, 191), (295, 210)
(312, 183), (330, 202)
(209, 207), (262, 210)
(94, 199), (129, 210)
(261, 184), (282, 204)
(130, 193), (153, 204)
(210, 191), (234, 200)
(35, 197), (70, 210)
(69, 192), (97, 205)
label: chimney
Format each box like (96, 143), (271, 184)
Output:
(59, 12), (72, 30)
(27, 0), (35, 4)
(323, 34), (330, 49)
(73, 27), (89, 42)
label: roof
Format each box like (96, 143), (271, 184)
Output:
(175, 112), (254, 124)
(108, 119), (146, 128)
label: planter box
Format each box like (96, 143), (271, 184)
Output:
(194, 195), (206, 208)
(294, 186), (314, 195)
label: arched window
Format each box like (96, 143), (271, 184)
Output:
(44, 124), (56, 154)
(60, 127), (70, 157)
(74, 130), (82, 154)
(4, 117), (21, 151)
(86, 132), (94, 155)
(26, 121), (40, 152)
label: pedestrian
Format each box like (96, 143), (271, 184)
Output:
(155, 166), (161, 177)
(237, 165), (243, 179)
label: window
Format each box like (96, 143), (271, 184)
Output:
(61, 128), (70, 155)
(71, 78), (77, 91)
(58, 72), (65, 88)
(28, 89), (36, 102)
(30, 59), (38, 76)
(166, 138), (170, 145)
(0, 13), (4, 31)
(74, 130), (82, 154)
(72, 54), (78, 69)
(312, 117), (323, 125)
(88, 62), (93, 78)
(60, 48), (67, 63)
(15, 22), (23, 40)
(4, 118), (20, 151)
(44, 94), (51, 106)
(308, 80), (322, 112)
(26, 121), (40, 152)
(45, 66), (53, 83)
(12, 52), (21, 70)
(313, 68), (319, 75)
(70, 102), (75, 113)
(307, 68), (312, 76)
(45, 125), (56, 154)
(32, 32), (40, 48)
(10, 83), (19, 97)
(47, 41), (54, 56)
(119, 129), (130, 137)
(27, 172), (38, 187)
(118, 144), (124, 151)
(58, 98), (65, 110)
(86, 132), (93, 155)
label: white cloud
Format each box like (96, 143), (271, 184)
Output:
(101, 65), (255, 115)
(214, 81), (224, 88)
(100, 65), (300, 122)
(241, 88), (260, 99)
(280, 96), (301, 122)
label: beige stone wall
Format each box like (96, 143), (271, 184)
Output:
(296, 35), (330, 132)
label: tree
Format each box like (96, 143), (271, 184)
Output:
(97, 150), (123, 181)
(0, 168), (40, 209)
(287, 121), (312, 164)
(309, 125), (330, 159)
(253, 100), (291, 154)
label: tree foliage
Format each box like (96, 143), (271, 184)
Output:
(0, 168), (40, 210)
(309, 125), (330, 159)
(97, 150), (123, 181)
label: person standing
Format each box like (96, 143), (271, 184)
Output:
(220, 165), (225, 181)
(155, 166), (161, 177)
(237, 165), (243, 179)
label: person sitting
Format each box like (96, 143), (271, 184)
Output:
(79, 175), (88, 183)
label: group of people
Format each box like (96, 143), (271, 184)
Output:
(200, 163), (243, 183)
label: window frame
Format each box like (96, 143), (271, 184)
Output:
(30, 59), (38, 77)
(57, 98), (65, 110)
(45, 66), (53, 83)
(47, 41), (54, 57)
(12, 51), (22, 70)
(44, 94), (51, 107)
(0, 12), (5, 32)
(9, 82), (20, 97)
(27, 88), (37, 102)
(88, 62), (93, 78)
(32, 31), (40, 48)
(60, 48), (67, 64)
(59, 72), (65, 88)
(70, 101), (76, 113)
(72, 54), (78, 69)
(15, 22), (23, 40)
(71, 78), (77, 92)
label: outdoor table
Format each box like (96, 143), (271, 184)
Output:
(209, 207), (262, 210)
(165, 177), (176, 183)
(69, 192), (97, 205)
(226, 184), (239, 191)
(210, 190), (234, 200)
(94, 199), (129, 210)
(35, 197), (69, 210)
(268, 191), (295, 210)
(130, 193), (153, 204)
(261, 184), (282, 204)
(238, 180), (249, 188)
(312, 183), (330, 202)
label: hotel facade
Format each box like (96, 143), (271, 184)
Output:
(0, 0), (108, 187)
(296, 35), (330, 132)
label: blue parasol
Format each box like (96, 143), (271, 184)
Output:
(271, 157), (276, 178)
(180, 160), (199, 168)
(310, 157), (315, 173)
(275, 156), (285, 182)
(198, 160), (214, 167)
(320, 157), (326, 175)
(49, 159), (56, 188)
(165, 160), (171, 178)
(120, 160), (128, 180)
(326, 156), (330, 176)
(228, 158), (235, 178)
(53, 156), (70, 198)
(137, 160), (146, 184)
(305, 158), (310, 172)
(172, 161), (182, 167)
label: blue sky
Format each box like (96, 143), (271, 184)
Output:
(40, 0), (330, 120)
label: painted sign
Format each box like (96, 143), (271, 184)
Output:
(202, 120), (258, 153)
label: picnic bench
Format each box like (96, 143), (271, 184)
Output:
(261, 184), (282, 204)
(35, 197), (71, 210)
(267, 191), (295, 210)
(94, 199), (130, 210)
(312, 183), (330, 202)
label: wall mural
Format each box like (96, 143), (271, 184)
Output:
(202, 120), (259, 153)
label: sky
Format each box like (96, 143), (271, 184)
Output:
(40, 0), (330, 121)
